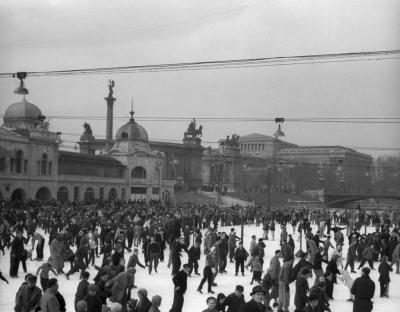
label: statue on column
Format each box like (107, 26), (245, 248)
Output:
(107, 80), (115, 97)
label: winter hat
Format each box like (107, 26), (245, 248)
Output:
(362, 267), (371, 276)
(250, 285), (266, 296)
(151, 295), (162, 307)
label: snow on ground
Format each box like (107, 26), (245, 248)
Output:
(1, 222), (400, 311)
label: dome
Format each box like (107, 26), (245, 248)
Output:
(4, 97), (42, 122)
(116, 118), (148, 143)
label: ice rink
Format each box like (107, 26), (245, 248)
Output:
(1, 222), (399, 311)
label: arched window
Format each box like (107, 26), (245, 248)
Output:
(41, 153), (48, 175)
(121, 132), (128, 140)
(15, 150), (23, 173)
(131, 166), (146, 179)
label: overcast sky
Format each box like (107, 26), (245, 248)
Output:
(0, 0), (399, 157)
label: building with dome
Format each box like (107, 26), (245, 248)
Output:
(0, 75), (373, 205)
(0, 75), (176, 203)
(0, 75), (60, 202)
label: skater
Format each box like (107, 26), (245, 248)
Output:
(234, 242), (248, 276)
(188, 241), (201, 276)
(198, 247), (216, 294)
(74, 271), (90, 310)
(294, 268), (312, 312)
(250, 256), (262, 285)
(31, 231), (45, 261)
(169, 264), (190, 312)
(378, 255), (392, 297)
(351, 268), (375, 312)
(147, 236), (161, 274)
(36, 260), (58, 291)
(10, 230), (26, 278)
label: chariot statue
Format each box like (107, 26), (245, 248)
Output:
(184, 118), (203, 139)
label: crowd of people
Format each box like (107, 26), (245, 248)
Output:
(0, 198), (399, 312)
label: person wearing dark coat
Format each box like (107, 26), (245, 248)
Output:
(223, 285), (245, 312)
(345, 241), (357, 273)
(135, 288), (152, 312)
(10, 231), (25, 277)
(83, 284), (102, 312)
(294, 268), (312, 312)
(233, 242), (249, 276)
(351, 267), (375, 312)
(169, 264), (190, 312)
(239, 286), (266, 312)
(188, 241), (201, 276)
(325, 255), (340, 299)
(55, 290), (66, 312)
(171, 238), (188, 276)
(14, 275), (42, 312)
(290, 250), (312, 283)
(378, 255), (392, 297)
(74, 271), (90, 310)
(309, 280), (330, 312)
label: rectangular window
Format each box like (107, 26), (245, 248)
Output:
(152, 187), (160, 195)
(24, 159), (28, 173)
(0, 158), (5, 171)
(262, 144), (265, 150)
(48, 162), (52, 175)
(37, 161), (40, 175)
(121, 188), (126, 200)
(99, 187), (104, 200)
(10, 158), (15, 172)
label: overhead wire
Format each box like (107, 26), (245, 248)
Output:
(0, 49), (399, 78)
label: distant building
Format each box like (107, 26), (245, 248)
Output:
(0, 76), (374, 204)
(202, 133), (373, 198)
(238, 133), (297, 159)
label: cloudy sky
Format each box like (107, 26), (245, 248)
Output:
(0, 0), (399, 157)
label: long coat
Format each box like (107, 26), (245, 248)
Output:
(49, 239), (64, 272)
(294, 276), (309, 310)
(351, 275), (375, 312)
(15, 285), (42, 312)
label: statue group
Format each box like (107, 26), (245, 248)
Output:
(184, 118), (203, 139)
(224, 134), (240, 148)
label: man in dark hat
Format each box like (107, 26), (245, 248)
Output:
(223, 285), (245, 312)
(351, 267), (375, 312)
(239, 286), (266, 312)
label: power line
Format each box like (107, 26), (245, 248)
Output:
(1, 49), (399, 78)
(3, 115), (400, 124)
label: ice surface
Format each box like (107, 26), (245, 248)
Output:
(1, 222), (399, 311)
